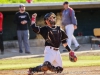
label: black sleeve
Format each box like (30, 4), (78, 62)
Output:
(26, 12), (31, 25)
(61, 30), (68, 44)
(14, 12), (18, 24)
(31, 23), (46, 34)
(31, 23), (40, 33)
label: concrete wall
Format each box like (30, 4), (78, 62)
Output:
(4, 36), (91, 48)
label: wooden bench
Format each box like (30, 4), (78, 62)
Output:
(91, 28), (100, 50)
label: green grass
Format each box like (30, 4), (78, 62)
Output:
(0, 0), (99, 4)
(0, 55), (100, 70)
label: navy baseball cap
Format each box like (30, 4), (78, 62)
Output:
(19, 4), (25, 8)
(63, 1), (69, 5)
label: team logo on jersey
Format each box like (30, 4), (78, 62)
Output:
(19, 15), (26, 18)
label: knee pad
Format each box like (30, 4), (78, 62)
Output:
(43, 61), (51, 66)
(56, 66), (63, 73)
(42, 61), (63, 73)
(41, 61), (51, 71)
(42, 61), (56, 72)
(30, 66), (42, 73)
(43, 61), (52, 69)
(30, 61), (52, 73)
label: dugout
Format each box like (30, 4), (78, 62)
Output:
(0, 2), (100, 41)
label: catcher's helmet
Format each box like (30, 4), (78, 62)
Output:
(44, 12), (56, 25)
(44, 12), (56, 21)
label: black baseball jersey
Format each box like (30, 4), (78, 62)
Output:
(31, 24), (68, 48)
(14, 11), (31, 30)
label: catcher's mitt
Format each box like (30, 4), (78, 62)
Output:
(69, 51), (77, 62)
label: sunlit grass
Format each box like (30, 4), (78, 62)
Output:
(0, 55), (100, 70)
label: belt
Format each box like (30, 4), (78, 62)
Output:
(50, 46), (59, 51)
(66, 24), (73, 26)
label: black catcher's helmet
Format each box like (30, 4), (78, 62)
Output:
(44, 12), (56, 25)
(44, 12), (56, 21)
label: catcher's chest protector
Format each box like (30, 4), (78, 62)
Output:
(46, 26), (62, 47)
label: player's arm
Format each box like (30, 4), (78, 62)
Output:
(31, 23), (40, 33)
(14, 12), (19, 25)
(26, 12), (31, 24)
(71, 10), (77, 26)
(62, 40), (72, 52)
(61, 30), (72, 52)
(30, 13), (41, 33)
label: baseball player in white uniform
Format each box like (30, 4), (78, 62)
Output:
(62, 1), (80, 51)
(28, 12), (76, 75)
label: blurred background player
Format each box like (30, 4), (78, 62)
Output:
(0, 12), (4, 55)
(62, 1), (80, 51)
(14, 4), (31, 54)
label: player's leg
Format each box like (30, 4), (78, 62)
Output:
(28, 61), (56, 75)
(71, 30), (80, 51)
(72, 35), (79, 47)
(17, 30), (23, 53)
(43, 47), (57, 72)
(0, 34), (4, 54)
(23, 30), (30, 53)
(65, 24), (74, 47)
(28, 46), (56, 74)
(44, 47), (63, 73)
(54, 50), (63, 73)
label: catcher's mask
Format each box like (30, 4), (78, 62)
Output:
(44, 12), (56, 26)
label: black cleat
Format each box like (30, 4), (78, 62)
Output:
(74, 45), (80, 51)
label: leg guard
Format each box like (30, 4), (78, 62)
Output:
(43, 61), (57, 72)
(29, 61), (51, 73)
(43, 61), (63, 73)
(42, 61), (63, 73)
(28, 61), (63, 74)
(49, 66), (63, 73)
(56, 66), (63, 73)
(41, 61), (50, 71)
(29, 66), (42, 73)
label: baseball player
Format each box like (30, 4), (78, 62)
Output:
(28, 12), (76, 75)
(62, 1), (80, 51)
(14, 4), (31, 54)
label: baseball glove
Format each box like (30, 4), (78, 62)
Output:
(69, 51), (77, 62)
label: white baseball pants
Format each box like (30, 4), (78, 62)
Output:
(44, 46), (62, 67)
(65, 24), (79, 47)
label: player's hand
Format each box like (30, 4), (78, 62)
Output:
(31, 13), (37, 24)
(21, 21), (24, 24)
(74, 25), (77, 30)
(23, 20), (27, 24)
(21, 20), (27, 25)
(32, 13), (37, 18)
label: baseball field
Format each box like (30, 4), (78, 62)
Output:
(0, 51), (100, 75)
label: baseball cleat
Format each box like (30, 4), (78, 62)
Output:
(74, 45), (80, 51)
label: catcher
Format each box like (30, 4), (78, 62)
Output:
(28, 12), (77, 75)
